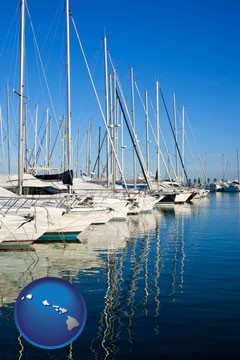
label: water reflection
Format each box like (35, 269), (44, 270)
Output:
(0, 220), (132, 307)
(154, 220), (160, 335)
(17, 335), (24, 360)
(0, 203), (208, 359)
(88, 209), (191, 359)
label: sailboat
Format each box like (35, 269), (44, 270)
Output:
(0, 1), (64, 247)
(0, 0), (85, 246)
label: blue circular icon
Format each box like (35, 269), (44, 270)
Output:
(14, 277), (87, 349)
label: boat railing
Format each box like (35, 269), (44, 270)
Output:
(0, 195), (73, 215)
(0, 196), (34, 216)
(73, 188), (115, 204)
(0, 187), (148, 216)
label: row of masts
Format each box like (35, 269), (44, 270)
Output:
(3, 1), (240, 190)
(3, 0), (206, 195)
(17, 0), (73, 195)
(18, 0), (25, 195)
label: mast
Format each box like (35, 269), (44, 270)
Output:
(76, 123), (80, 177)
(89, 120), (92, 177)
(130, 67), (137, 188)
(222, 153), (224, 181)
(181, 105), (185, 184)
(24, 102), (28, 173)
(34, 104), (38, 172)
(172, 93), (178, 180)
(204, 152), (207, 184)
(45, 107), (49, 173)
(86, 119), (92, 177)
(103, 35), (110, 187)
(48, 116), (52, 172)
(120, 112), (125, 176)
(66, 0), (72, 188)
(18, 0), (25, 195)
(237, 148), (239, 183)
(6, 84), (11, 174)
(109, 72), (113, 179)
(160, 88), (189, 185)
(97, 126), (101, 178)
(62, 115), (66, 173)
(145, 89), (149, 172)
(112, 69), (117, 189)
(156, 81), (160, 186)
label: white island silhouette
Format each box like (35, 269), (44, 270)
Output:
(66, 316), (80, 331)
(21, 295), (80, 332)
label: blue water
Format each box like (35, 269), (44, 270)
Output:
(0, 193), (240, 359)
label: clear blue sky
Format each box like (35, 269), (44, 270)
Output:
(0, 0), (240, 181)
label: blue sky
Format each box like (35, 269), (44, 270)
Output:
(0, 0), (240, 181)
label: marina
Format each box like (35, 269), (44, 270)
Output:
(0, 0), (240, 358)
(0, 192), (240, 359)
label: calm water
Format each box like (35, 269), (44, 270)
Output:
(0, 193), (240, 360)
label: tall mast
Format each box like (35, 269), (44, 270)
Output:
(172, 93), (178, 179)
(120, 112), (125, 176)
(181, 105), (185, 184)
(237, 148), (239, 183)
(48, 116), (52, 171)
(45, 107), (49, 173)
(156, 81), (160, 186)
(97, 126), (101, 178)
(204, 152), (207, 183)
(86, 118), (92, 177)
(112, 69), (117, 189)
(109, 72), (113, 179)
(33, 104), (38, 172)
(18, 0), (25, 195)
(6, 84), (11, 174)
(103, 35), (110, 187)
(130, 67), (136, 188)
(24, 102), (28, 173)
(62, 115), (66, 172)
(222, 153), (224, 181)
(76, 123), (80, 177)
(145, 89), (149, 172)
(66, 0), (72, 187)
(89, 120), (92, 176)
